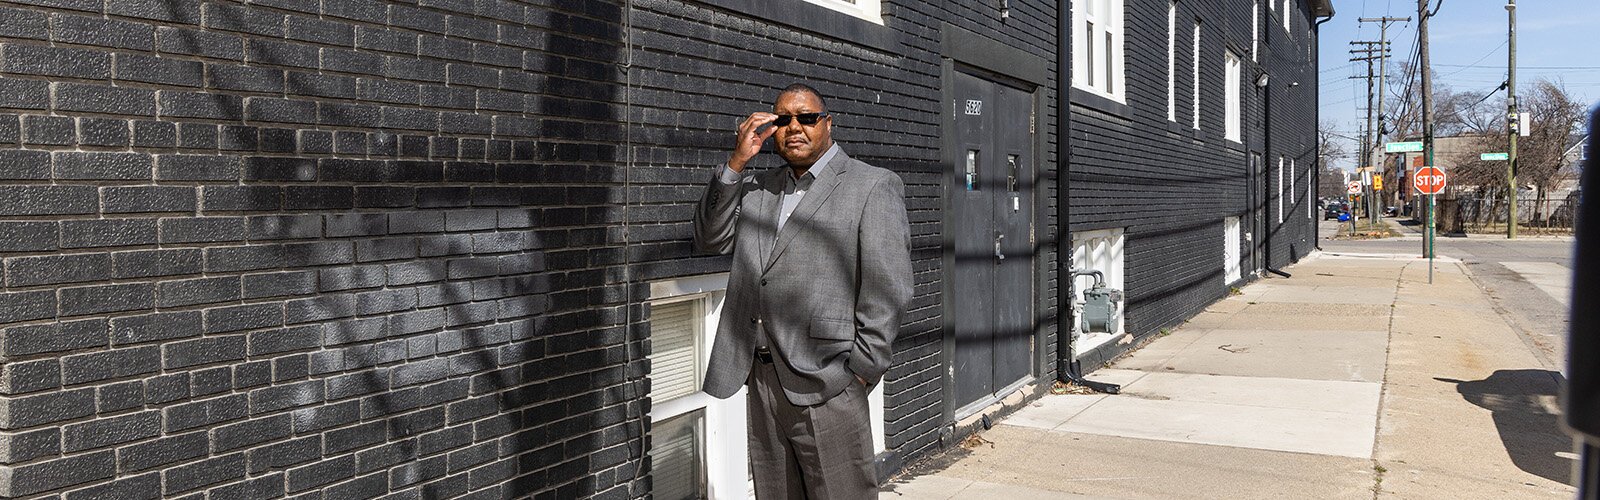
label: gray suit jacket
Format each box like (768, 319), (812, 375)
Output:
(693, 147), (913, 406)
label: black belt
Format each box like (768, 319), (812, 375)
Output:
(755, 347), (773, 364)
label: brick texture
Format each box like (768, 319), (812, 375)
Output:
(0, 0), (1320, 498)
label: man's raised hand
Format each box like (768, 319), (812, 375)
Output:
(729, 112), (777, 172)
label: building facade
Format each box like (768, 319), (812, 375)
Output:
(0, 0), (1325, 498)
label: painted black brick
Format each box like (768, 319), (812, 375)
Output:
(162, 452), (246, 495)
(156, 26), (244, 60)
(52, 151), (152, 180)
(61, 346), (161, 385)
(0, 450), (115, 497)
(21, 114), (73, 146)
(59, 283), (154, 316)
(0, 427), (61, 465)
(54, 83), (157, 116)
(0, 359), (61, 395)
(50, 12), (155, 50)
(0, 388), (95, 429)
(112, 248), (202, 279)
(0, 43), (111, 80)
(66, 472), (163, 500)
(246, 435), (321, 474)
(0, 185), (97, 215)
(96, 380), (145, 413)
(157, 276), (242, 308)
(286, 454), (356, 493)
(118, 431), (207, 473)
(60, 218), (159, 248)
(62, 410), (162, 452)
(78, 117), (131, 147)
(0, 222), (56, 253)
(164, 394), (248, 433)
(0, 150), (50, 180)
(212, 413), (292, 452)
(163, 336), (247, 369)
(0, 78), (48, 110)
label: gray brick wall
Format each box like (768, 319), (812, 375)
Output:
(0, 0), (640, 498)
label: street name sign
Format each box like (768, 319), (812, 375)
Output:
(1480, 152), (1509, 161)
(1386, 141), (1424, 153)
(1413, 167), (1446, 195)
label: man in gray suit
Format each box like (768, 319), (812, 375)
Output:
(693, 84), (913, 499)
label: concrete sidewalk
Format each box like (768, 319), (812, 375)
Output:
(880, 251), (1575, 499)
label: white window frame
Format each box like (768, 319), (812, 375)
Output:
(1072, 0), (1126, 102)
(1167, 1), (1177, 122)
(1224, 51), (1241, 142)
(1277, 156), (1285, 224)
(1224, 216), (1242, 284)
(1251, 0), (1260, 62)
(648, 274), (754, 500)
(800, 0), (883, 24)
(1281, 0), (1291, 32)
(1191, 18), (1201, 130)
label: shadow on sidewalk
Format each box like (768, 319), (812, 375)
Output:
(1435, 370), (1572, 485)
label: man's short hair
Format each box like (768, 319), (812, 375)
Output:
(778, 83), (827, 110)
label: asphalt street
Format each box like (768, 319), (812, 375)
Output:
(1317, 218), (1574, 375)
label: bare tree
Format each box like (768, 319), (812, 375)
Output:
(1443, 78), (1585, 224)
(1318, 120), (1349, 198)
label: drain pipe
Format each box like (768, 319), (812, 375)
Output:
(1056, 0), (1119, 395)
(1313, 9), (1337, 252)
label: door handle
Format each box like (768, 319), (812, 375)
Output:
(994, 234), (1005, 263)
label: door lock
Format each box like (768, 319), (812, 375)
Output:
(994, 234), (1005, 263)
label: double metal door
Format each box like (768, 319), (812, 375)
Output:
(950, 71), (1034, 413)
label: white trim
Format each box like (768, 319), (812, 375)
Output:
(1166, 1), (1176, 122)
(647, 275), (750, 500)
(1277, 156), (1285, 224)
(1191, 18), (1201, 130)
(1224, 216), (1242, 284)
(799, 0), (883, 24)
(1251, 0), (1260, 62)
(1224, 51), (1241, 142)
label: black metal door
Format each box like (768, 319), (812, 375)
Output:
(951, 71), (1034, 412)
(1251, 152), (1266, 274)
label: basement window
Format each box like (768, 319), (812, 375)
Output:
(800, 0), (883, 24)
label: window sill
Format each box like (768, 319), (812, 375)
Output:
(1069, 88), (1132, 120)
(695, 0), (899, 52)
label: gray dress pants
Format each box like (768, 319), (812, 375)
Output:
(746, 357), (876, 500)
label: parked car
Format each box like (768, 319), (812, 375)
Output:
(1324, 204), (1348, 220)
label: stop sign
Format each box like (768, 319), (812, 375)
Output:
(1346, 181), (1362, 195)
(1413, 167), (1447, 194)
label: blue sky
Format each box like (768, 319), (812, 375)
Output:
(1317, 0), (1600, 171)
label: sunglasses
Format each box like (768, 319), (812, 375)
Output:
(772, 112), (829, 126)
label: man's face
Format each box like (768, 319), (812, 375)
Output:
(772, 91), (832, 167)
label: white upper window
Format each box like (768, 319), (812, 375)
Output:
(1225, 51), (1241, 142)
(1191, 18), (1201, 130)
(1073, 0), (1125, 102)
(801, 0), (883, 24)
(1277, 156), (1285, 224)
(1281, 0), (1291, 32)
(1167, 1), (1177, 122)
(1251, 0), (1260, 62)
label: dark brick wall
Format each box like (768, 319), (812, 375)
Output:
(1068, 1), (1320, 349)
(0, 0), (643, 498)
(623, 0), (1061, 471)
(0, 0), (1321, 496)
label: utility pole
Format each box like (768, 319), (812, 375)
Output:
(1350, 41), (1387, 226)
(1506, 0), (1519, 239)
(1359, 16), (1410, 226)
(1419, 0), (1436, 282)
